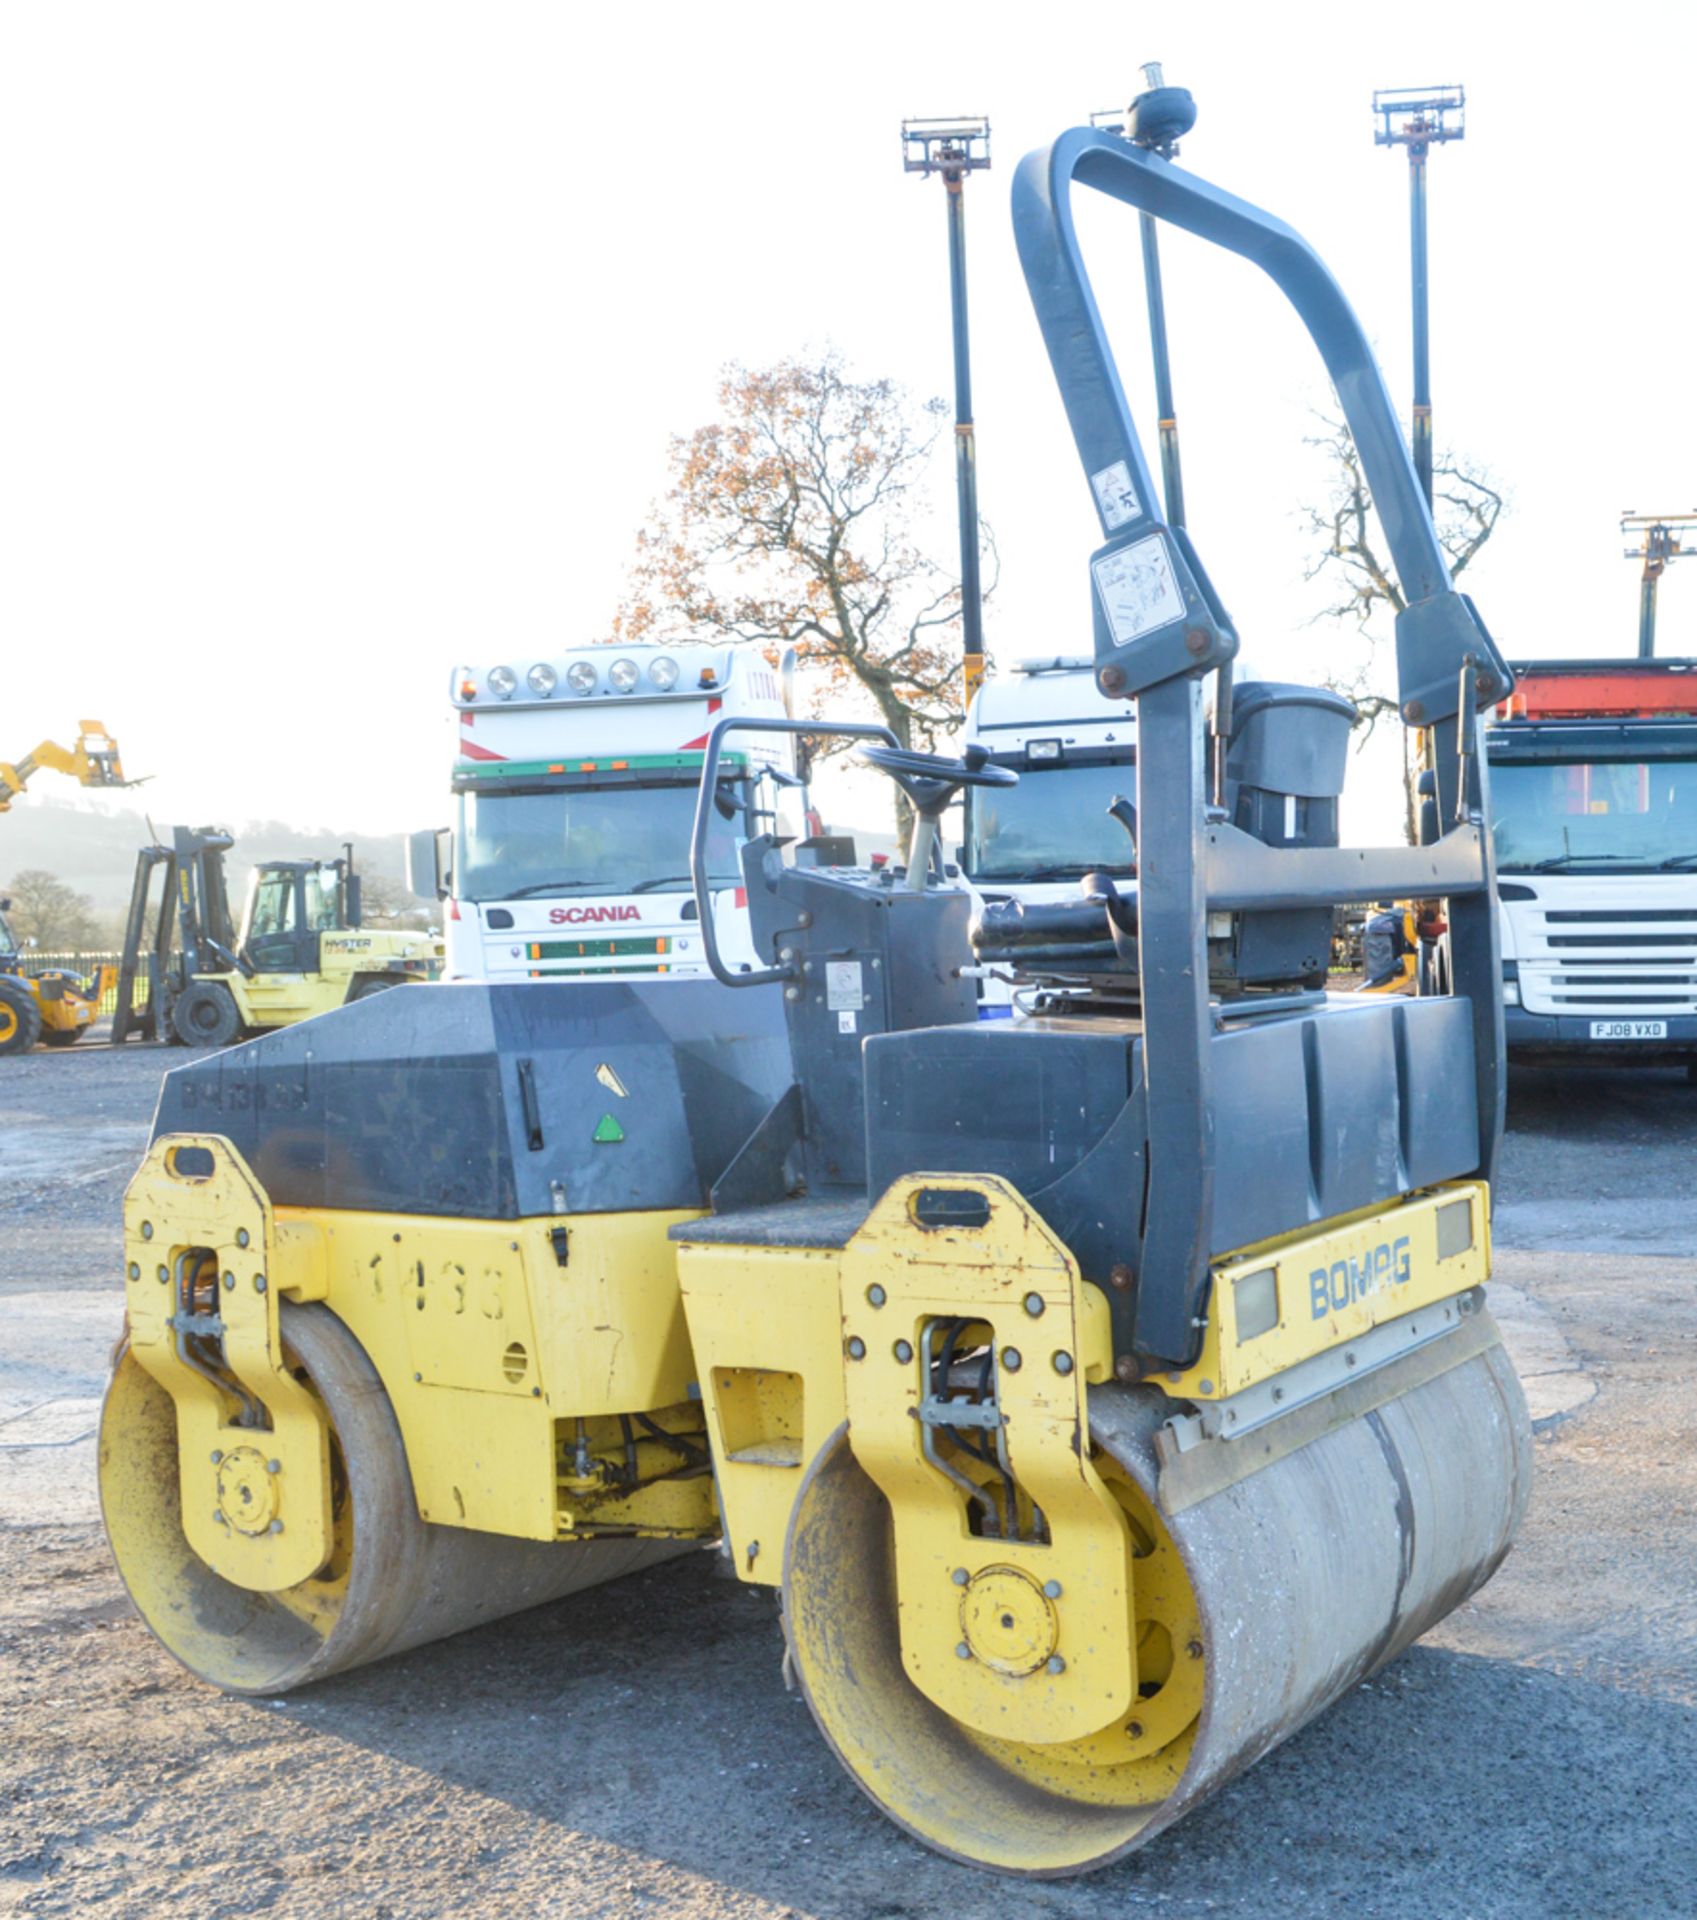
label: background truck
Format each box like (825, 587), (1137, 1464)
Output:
(1487, 657), (1697, 1073)
(417, 642), (810, 983)
(958, 657), (1138, 1009)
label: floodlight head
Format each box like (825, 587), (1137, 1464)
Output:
(1372, 83), (1465, 151)
(1127, 64), (1195, 156)
(901, 116), (991, 178)
(1091, 65), (1194, 154)
(1621, 511), (1697, 563)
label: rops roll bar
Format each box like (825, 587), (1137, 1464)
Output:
(1010, 126), (1513, 1363)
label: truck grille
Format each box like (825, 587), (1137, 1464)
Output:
(1517, 907), (1697, 1015)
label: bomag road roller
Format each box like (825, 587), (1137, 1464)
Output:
(100, 114), (1531, 1877)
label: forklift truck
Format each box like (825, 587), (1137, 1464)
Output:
(112, 827), (437, 1046)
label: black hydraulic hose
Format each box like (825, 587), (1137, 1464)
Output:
(633, 1412), (710, 1470)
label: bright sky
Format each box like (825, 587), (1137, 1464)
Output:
(5, 3), (1694, 846)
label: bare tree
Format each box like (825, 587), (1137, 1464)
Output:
(615, 353), (994, 821)
(4, 868), (100, 950)
(355, 867), (432, 931)
(1302, 413), (1505, 840)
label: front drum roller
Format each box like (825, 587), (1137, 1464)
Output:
(783, 1329), (1531, 1877)
(100, 1301), (687, 1695)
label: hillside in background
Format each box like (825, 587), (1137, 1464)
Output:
(1, 797), (426, 927)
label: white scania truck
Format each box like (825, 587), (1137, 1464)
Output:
(1487, 657), (1697, 1075)
(959, 657), (1138, 1010)
(413, 643), (804, 983)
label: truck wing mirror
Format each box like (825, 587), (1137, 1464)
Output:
(405, 827), (452, 901)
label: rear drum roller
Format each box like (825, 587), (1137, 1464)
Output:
(782, 1327), (1531, 1876)
(101, 1301), (686, 1694)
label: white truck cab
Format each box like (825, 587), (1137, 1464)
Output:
(959, 657), (1138, 1010)
(423, 643), (803, 984)
(1488, 658), (1697, 1072)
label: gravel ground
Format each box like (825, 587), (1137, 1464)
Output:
(1, 1039), (1694, 1919)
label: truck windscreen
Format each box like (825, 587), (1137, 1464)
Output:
(963, 762), (1137, 881)
(1492, 754), (1697, 871)
(457, 779), (743, 901)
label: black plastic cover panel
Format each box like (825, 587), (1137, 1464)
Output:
(860, 995), (1478, 1279)
(1210, 994), (1479, 1249)
(150, 981), (791, 1220)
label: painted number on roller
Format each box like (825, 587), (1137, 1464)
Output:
(1308, 1236), (1411, 1319)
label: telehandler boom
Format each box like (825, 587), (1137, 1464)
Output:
(0, 720), (127, 813)
(0, 720), (130, 1052)
(100, 107), (1530, 1877)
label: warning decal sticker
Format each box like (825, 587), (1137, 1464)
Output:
(1090, 460), (1141, 530)
(1092, 534), (1186, 649)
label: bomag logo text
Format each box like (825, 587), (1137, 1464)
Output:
(548, 905), (642, 926)
(1309, 1236), (1411, 1320)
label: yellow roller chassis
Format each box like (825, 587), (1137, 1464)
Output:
(107, 1132), (718, 1690)
(110, 1132), (1527, 1860)
(1161, 1180), (1490, 1404)
(678, 1168), (1528, 1874)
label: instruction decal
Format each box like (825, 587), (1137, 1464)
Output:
(1092, 534), (1186, 649)
(825, 961), (865, 1012)
(1091, 460), (1141, 530)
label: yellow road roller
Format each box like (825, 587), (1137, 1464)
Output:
(101, 106), (1531, 1876)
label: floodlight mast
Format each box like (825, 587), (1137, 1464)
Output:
(1373, 84), (1465, 512)
(902, 115), (991, 702)
(1621, 511), (1697, 657)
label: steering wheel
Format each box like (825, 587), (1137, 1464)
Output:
(856, 743), (1019, 820)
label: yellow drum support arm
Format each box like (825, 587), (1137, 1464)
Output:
(837, 1175), (1133, 1744)
(123, 1135), (333, 1591)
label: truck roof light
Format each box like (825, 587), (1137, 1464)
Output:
(699, 668), (719, 688)
(488, 666), (517, 700)
(566, 661), (597, 696)
(649, 655), (680, 690)
(608, 658), (640, 693)
(1027, 739), (1062, 762)
(527, 662), (558, 697)
(457, 676), (478, 702)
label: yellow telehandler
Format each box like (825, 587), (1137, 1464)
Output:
(0, 720), (130, 1054)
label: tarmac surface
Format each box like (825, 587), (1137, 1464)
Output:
(0, 1036), (1693, 1918)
